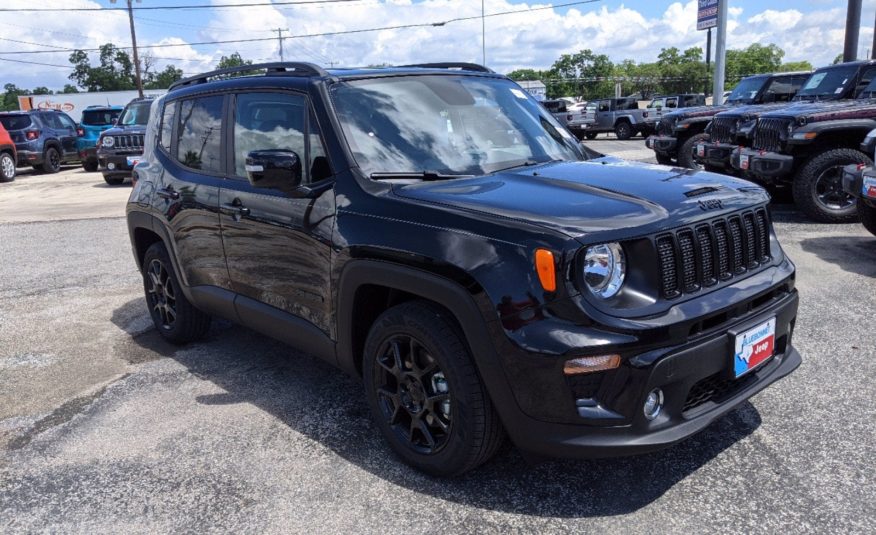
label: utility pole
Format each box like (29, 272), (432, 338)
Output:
(112, 0), (143, 98)
(843, 0), (863, 62)
(705, 28), (712, 97)
(871, 10), (876, 59)
(273, 28), (288, 62)
(481, 0), (486, 66)
(711, 0), (728, 105)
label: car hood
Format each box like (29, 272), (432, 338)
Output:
(715, 101), (809, 121)
(667, 104), (734, 122)
(391, 157), (770, 242)
(759, 98), (867, 122)
(102, 124), (147, 135)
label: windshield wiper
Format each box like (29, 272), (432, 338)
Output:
(370, 171), (472, 181)
(491, 159), (560, 174)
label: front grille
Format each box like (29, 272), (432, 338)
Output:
(752, 118), (791, 152)
(710, 117), (737, 144)
(655, 209), (772, 299)
(683, 372), (754, 413)
(110, 134), (144, 150)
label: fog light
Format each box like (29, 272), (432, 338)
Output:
(643, 388), (664, 420)
(108, 163), (115, 170)
(563, 354), (620, 376)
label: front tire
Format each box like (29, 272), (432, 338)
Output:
(655, 152), (674, 165)
(614, 121), (633, 140)
(584, 132), (598, 140)
(36, 146), (61, 173)
(860, 200), (876, 237)
(142, 242), (211, 344)
(793, 148), (871, 223)
(0, 152), (15, 182)
(363, 301), (504, 476)
(83, 159), (99, 172)
(678, 133), (708, 169)
(104, 174), (124, 185)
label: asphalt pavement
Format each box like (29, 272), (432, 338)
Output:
(1, 145), (874, 533)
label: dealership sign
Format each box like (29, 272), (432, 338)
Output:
(697, 0), (719, 31)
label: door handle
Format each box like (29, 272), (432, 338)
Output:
(223, 199), (250, 217)
(156, 187), (179, 200)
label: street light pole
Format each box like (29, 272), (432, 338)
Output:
(843, 0), (863, 62)
(711, 0), (728, 105)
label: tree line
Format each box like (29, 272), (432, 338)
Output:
(507, 43), (814, 100)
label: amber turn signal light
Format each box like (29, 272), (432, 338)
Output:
(534, 249), (556, 292)
(563, 354), (621, 376)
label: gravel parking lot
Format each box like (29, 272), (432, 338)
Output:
(2, 142), (875, 533)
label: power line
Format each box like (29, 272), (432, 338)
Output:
(0, 57), (73, 69)
(0, 0), (361, 12)
(0, 0), (604, 56)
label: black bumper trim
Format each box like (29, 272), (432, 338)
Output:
(732, 148), (794, 178)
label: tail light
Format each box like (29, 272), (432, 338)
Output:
(25, 130), (40, 140)
(77, 127), (85, 137)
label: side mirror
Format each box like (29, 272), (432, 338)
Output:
(112, 118), (118, 125)
(245, 149), (302, 192)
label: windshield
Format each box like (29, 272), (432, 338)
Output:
(82, 109), (121, 126)
(797, 66), (857, 98)
(726, 77), (768, 104)
(0, 115), (32, 130)
(331, 76), (583, 177)
(118, 101), (152, 126)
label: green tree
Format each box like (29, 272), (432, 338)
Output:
(2, 83), (27, 111)
(506, 68), (544, 81)
(548, 49), (614, 99)
(724, 43), (784, 87)
(32, 87), (53, 95)
(68, 43), (136, 91)
(833, 53), (844, 65)
(144, 65), (184, 89)
(656, 46), (707, 94)
(779, 61), (813, 73)
(61, 84), (80, 94)
(215, 52), (257, 78)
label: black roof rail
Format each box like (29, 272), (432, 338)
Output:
(168, 62), (329, 92)
(396, 62), (495, 73)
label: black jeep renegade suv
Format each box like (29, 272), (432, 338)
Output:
(126, 62), (801, 476)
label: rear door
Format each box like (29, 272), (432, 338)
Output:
(596, 100), (612, 129)
(53, 112), (80, 159)
(219, 90), (336, 335)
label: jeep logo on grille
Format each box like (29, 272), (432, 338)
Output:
(698, 199), (724, 211)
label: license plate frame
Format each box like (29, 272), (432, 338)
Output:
(697, 144), (706, 158)
(732, 317), (776, 378)
(739, 154), (750, 171)
(126, 156), (140, 167)
(863, 175), (876, 198)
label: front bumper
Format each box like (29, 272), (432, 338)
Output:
(731, 147), (794, 179)
(694, 141), (736, 170)
(487, 261), (800, 459)
(97, 150), (142, 177)
(842, 164), (876, 206)
(646, 135), (677, 155)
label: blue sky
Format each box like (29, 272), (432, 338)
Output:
(0, 1), (871, 91)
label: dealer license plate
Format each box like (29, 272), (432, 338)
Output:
(126, 156), (140, 167)
(739, 154), (750, 171)
(863, 176), (876, 198)
(733, 317), (776, 378)
(697, 144), (706, 157)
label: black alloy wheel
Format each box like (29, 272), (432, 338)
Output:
(794, 148), (871, 223)
(39, 146), (61, 173)
(813, 165), (855, 213)
(146, 258), (177, 331)
(373, 334), (452, 454)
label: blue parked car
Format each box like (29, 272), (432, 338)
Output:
(77, 105), (123, 172)
(0, 109), (80, 173)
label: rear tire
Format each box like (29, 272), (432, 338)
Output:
(859, 200), (876, 237)
(0, 152), (15, 182)
(363, 301), (505, 476)
(614, 121), (633, 140)
(655, 152), (674, 165)
(793, 148), (870, 223)
(83, 159), (99, 172)
(104, 175), (124, 185)
(142, 242), (211, 344)
(584, 132), (598, 140)
(678, 133), (709, 169)
(36, 146), (61, 173)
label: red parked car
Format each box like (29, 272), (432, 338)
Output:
(0, 122), (16, 182)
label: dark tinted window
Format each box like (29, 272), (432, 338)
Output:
(177, 95), (223, 173)
(727, 76), (768, 104)
(232, 92), (306, 179)
(57, 113), (76, 129)
(159, 101), (175, 151)
(0, 115), (32, 130)
(308, 108), (331, 182)
(856, 67), (876, 98)
(81, 109), (120, 125)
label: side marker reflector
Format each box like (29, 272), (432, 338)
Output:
(535, 249), (557, 292)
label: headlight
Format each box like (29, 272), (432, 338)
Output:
(582, 243), (626, 299)
(102, 136), (114, 147)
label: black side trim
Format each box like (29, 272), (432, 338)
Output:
(234, 294), (336, 367)
(189, 286), (239, 323)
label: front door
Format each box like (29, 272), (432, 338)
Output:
(219, 91), (336, 335)
(597, 100), (612, 129)
(52, 112), (79, 159)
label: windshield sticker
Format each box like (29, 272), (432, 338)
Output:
(510, 88), (528, 99)
(804, 73), (826, 90)
(836, 87), (844, 94)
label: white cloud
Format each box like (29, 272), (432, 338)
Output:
(1, 0), (874, 92)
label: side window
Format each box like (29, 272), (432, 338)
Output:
(308, 109), (331, 182)
(232, 92), (306, 180)
(176, 95), (224, 173)
(43, 113), (63, 129)
(57, 113), (76, 129)
(856, 68), (876, 97)
(666, 98), (678, 109)
(159, 101), (175, 151)
(598, 101), (609, 112)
